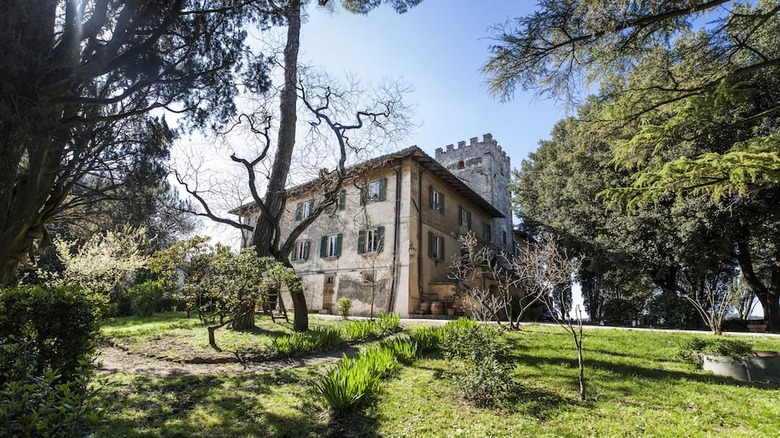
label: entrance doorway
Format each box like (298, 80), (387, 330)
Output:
(322, 275), (335, 313)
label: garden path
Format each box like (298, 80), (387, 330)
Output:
(97, 345), (358, 377)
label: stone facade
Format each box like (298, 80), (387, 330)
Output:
(234, 139), (513, 317)
(435, 133), (513, 254)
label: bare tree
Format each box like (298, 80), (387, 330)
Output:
(681, 272), (739, 335)
(449, 231), (551, 329)
(177, 74), (411, 330)
(511, 233), (586, 401)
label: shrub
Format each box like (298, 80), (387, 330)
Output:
(272, 327), (344, 357)
(451, 355), (514, 407)
(438, 318), (515, 407)
(128, 280), (165, 317)
(440, 318), (504, 362)
(376, 313), (401, 333)
(0, 284), (101, 379)
(0, 338), (101, 437)
(337, 297), (352, 319)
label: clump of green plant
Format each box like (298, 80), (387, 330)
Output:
(409, 326), (442, 355)
(272, 327), (344, 357)
(439, 318), (515, 407)
(337, 297), (352, 319)
(317, 344), (398, 413)
(379, 338), (418, 365)
(376, 313), (401, 333)
(678, 337), (754, 364)
(345, 319), (381, 341)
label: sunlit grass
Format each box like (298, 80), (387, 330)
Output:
(96, 318), (780, 437)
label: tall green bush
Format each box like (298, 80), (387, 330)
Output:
(0, 284), (102, 379)
(0, 285), (103, 435)
(128, 280), (165, 317)
(439, 319), (515, 407)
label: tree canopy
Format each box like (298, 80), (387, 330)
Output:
(0, 0), (279, 284)
(485, 0), (780, 203)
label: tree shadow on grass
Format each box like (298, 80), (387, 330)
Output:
(97, 370), (327, 437)
(519, 353), (780, 390)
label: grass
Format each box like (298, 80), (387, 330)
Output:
(95, 316), (780, 437)
(101, 312), (345, 361)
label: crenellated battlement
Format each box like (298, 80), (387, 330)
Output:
(435, 133), (509, 167)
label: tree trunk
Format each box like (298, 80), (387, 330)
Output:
(734, 226), (780, 332)
(287, 272), (309, 332)
(251, 0), (301, 256)
(232, 302), (256, 330)
(247, 0), (308, 332)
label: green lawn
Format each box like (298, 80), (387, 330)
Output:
(101, 312), (341, 361)
(95, 316), (780, 437)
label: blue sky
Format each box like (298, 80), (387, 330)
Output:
(186, 1), (568, 247)
(298, 0), (567, 173)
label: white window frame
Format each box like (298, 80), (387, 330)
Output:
(302, 201), (312, 219)
(363, 229), (378, 253)
(293, 240), (309, 261)
(327, 234), (339, 258)
(431, 189), (444, 213)
(368, 180), (381, 201)
(431, 233), (442, 260)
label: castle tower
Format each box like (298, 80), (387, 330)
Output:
(435, 133), (513, 253)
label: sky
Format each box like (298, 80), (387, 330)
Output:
(298, 0), (565, 171)
(186, 0), (570, 248)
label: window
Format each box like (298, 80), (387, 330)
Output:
(457, 160), (465, 169)
(482, 222), (492, 241)
(429, 186), (444, 214)
(458, 206), (472, 229)
(428, 231), (445, 261)
(295, 199), (315, 221)
(291, 240), (310, 261)
(362, 178), (387, 204)
(362, 271), (374, 284)
(320, 233), (343, 258)
(358, 226), (385, 254)
(337, 189), (346, 211)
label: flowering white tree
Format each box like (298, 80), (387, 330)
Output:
(48, 226), (149, 297)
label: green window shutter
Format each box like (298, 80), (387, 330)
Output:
(335, 233), (343, 257)
(303, 241), (310, 260)
(358, 230), (366, 254)
(291, 242), (298, 261)
(458, 206), (464, 226)
(295, 202), (303, 221)
(376, 226), (385, 253)
(320, 236), (328, 258)
(429, 186), (434, 209)
(338, 189), (346, 210)
(307, 199), (315, 217)
(466, 210), (472, 229)
(360, 187), (367, 206)
(378, 178), (387, 201)
(439, 235), (445, 261)
(428, 231), (435, 258)
(439, 193), (445, 213)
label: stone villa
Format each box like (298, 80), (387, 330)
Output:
(233, 134), (515, 317)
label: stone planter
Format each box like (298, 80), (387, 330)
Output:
(747, 323), (768, 333)
(702, 351), (780, 382)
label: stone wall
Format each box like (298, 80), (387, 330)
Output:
(434, 133), (514, 253)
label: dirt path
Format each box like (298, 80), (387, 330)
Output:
(97, 345), (358, 377)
